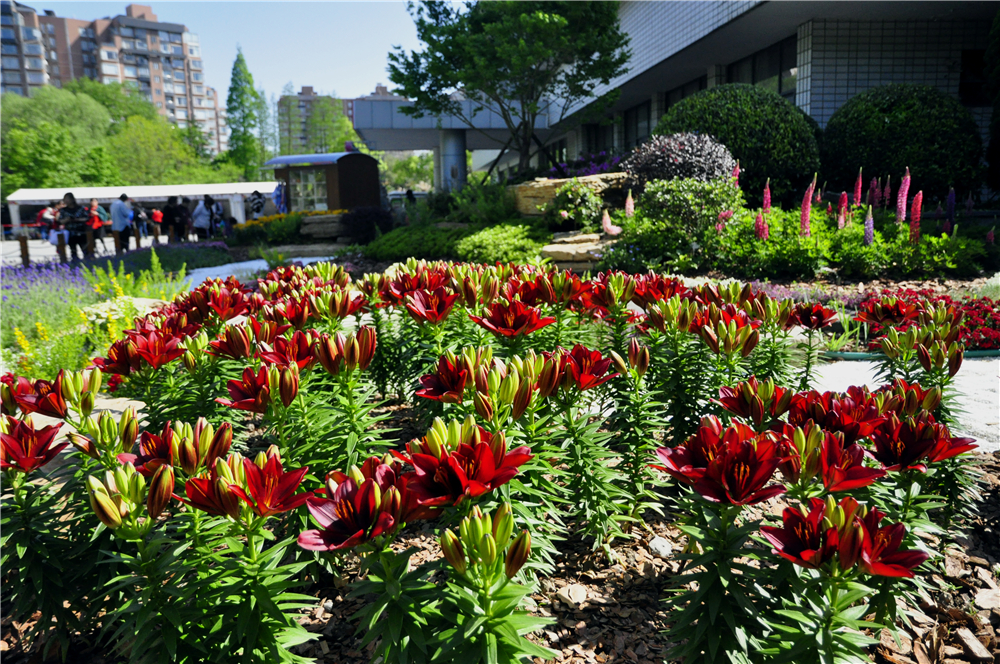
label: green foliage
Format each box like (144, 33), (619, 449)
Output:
(545, 178), (604, 232)
(363, 223), (472, 261)
(1, 121), (95, 200)
(715, 209), (827, 281)
(82, 248), (189, 301)
(654, 83), (820, 207)
(305, 95), (357, 153)
(642, 176), (744, 235)
(231, 213), (304, 246)
(448, 180), (520, 226)
(822, 84), (984, 199)
(1, 86), (111, 149)
(63, 78), (160, 130)
(226, 47), (264, 179)
(389, 0), (631, 171)
(454, 222), (549, 264)
(381, 151), (434, 190)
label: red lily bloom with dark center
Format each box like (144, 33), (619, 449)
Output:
(249, 318), (292, 346)
(652, 416), (755, 485)
(859, 508), (929, 578)
(470, 300), (555, 337)
(1, 416), (66, 473)
(688, 432), (786, 505)
(258, 330), (318, 371)
(180, 471), (243, 519)
(298, 478), (396, 551)
(118, 421), (176, 476)
(820, 432), (886, 492)
(878, 379), (942, 416)
(631, 273), (688, 309)
(854, 298), (922, 328)
(275, 297), (313, 329)
(788, 390), (884, 446)
(563, 344), (618, 391)
(384, 269), (451, 306)
(132, 330), (185, 370)
(761, 498), (840, 569)
(714, 377), (792, 427)
(10, 372), (69, 419)
(792, 303), (838, 330)
(93, 338), (143, 376)
(208, 286), (250, 322)
(215, 367), (271, 413)
(868, 413), (973, 472)
(397, 432), (532, 507)
(405, 287), (460, 325)
(229, 454), (310, 517)
(208, 325), (254, 360)
(415, 355), (469, 403)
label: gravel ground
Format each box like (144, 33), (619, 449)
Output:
(814, 358), (1000, 452)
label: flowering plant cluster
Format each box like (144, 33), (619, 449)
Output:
(0, 259), (983, 664)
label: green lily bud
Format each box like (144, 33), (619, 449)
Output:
(493, 503), (514, 552)
(79, 391), (95, 419)
(609, 351), (628, 375)
(499, 367), (519, 405)
(486, 368), (502, 396)
(147, 464), (175, 518)
(215, 457), (235, 484)
(120, 407), (138, 450)
(461, 415), (477, 445)
(478, 533), (497, 567)
(446, 419), (462, 449)
(473, 392), (495, 421)
(89, 483), (123, 529)
(505, 530), (531, 579)
(440, 529), (466, 574)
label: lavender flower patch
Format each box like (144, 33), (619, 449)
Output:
(1, 260), (101, 349)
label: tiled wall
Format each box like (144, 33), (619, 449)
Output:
(801, 19), (990, 137)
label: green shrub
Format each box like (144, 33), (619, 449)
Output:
(363, 223), (472, 262)
(621, 133), (736, 192)
(641, 176), (744, 235)
(822, 84), (983, 200)
(654, 83), (820, 207)
(826, 218), (891, 279)
(454, 222), (550, 264)
(714, 208), (827, 280)
(231, 212), (303, 246)
(544, 178), (604, 232)
(449, 180), (520, 226)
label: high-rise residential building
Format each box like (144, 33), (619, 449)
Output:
(0, 2), (228, 154)
(276, 85), (360, 154)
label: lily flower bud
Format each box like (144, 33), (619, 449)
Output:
(473, 392), (495, 421)
(493, 503), (514, 552)
(510, 380), (533, 420)
(505, 530), (531, 579)
(609, 351), (628, 375)
(441, 529), (466, 574)
(279, 365), (299, 407)
(89, 482), (123, 529)
(120, 407), (138, 450)
(147, 464), (175, 518)
(478, 533), (497, 567)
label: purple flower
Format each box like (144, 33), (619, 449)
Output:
(864, 207), (874, 246)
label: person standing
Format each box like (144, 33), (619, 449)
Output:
(162, 197), (181, 242)
(192, 195), (212, 240)
(88, 198), (110, 254)
(110, 193), (132, 252)
(58, 193), (89, 261)
(179, 197), (194, 241)
(150, 206), (163, 240)
(249, 190), (266, 220)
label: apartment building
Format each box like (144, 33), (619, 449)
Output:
(0, 1), (228, 154)
(277, 85), (358, 154)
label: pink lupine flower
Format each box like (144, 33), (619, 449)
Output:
(909, 190), (922, 244)
(715, 223), (725, 234)
(854, 168), (863, 207)
(896, 167), (910, 224)
(732, 161), (740, 187)
(602, 209), (622, 236)
(864, 207), (875, 246)
(838, 191), (848, 215)
(559, 210), (569, 220)
(814, 184), (823, 205)
(763, 178), (771, 214)
(871, 177), (881, 207)
(883, 175), (891, 208)
(625, 190), (635, 218)
(754, 212), (769, 241)
(801, 174), (816, 237)
(837, 208), (846, 230)
(986, 226), (994, 245)
(826, 203), (833, 216)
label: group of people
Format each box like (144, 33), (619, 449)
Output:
(38, 192), (237, 261)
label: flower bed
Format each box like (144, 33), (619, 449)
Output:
(0, 262), (988, 663)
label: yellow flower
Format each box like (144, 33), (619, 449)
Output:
(35, 321), (50, 342)
(14, 327), (31, 354)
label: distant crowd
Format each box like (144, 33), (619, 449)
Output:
(36, 190), (268, 261)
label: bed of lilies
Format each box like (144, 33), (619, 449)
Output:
(0, 259), (982, 664)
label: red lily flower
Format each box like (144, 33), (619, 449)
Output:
(208, 324), (254, 360)
(688, 305), (761, 356)
(563, 344), (618, 391)
(258, 330), (318, 371)
(132, 330), (185, 370)
(869, 413), (976, 471)
(383, 267), (451, 306)
(416, 355), (469, 404)
(788, 390), (884, 446)
(10, 372), (68, 419)
(397, 430), (532, 507)
(696, 434), (786, 505)
(118, 421), (176, 476)
(469, 300), (555, 337)
(274, 297), (313, 329)
(792, 303), (838, 330)
(180, 470), (243, 519)
(819, 432), (886, 492)
(651, 415), (744, 484)
(215, 367), (271, 413)
(761, 497), (863, 570)
(714, 377), (792, 427)
(878, 379), (942, 416)
(631, 273), (688, 309)
(92, 338), (142, 376)
(859, 508), (929, 578)
(0, 415), (66, 473)
(323, 456), (436, 524)
(405, 287), (460, 324)
(298, 478), (396, 551)
(208, 286), (250, 321)
(248, 318), (292, 346)
(854, 298), (922, 328)
(229, 453), (310, 517)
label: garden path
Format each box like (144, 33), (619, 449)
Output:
(815, 358), (999, 451)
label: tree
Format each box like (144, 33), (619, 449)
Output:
(1, 121), (84, 199)
(226, 47), (263, 179)
(277, 82), (301, 155)
(180, 123), (212, 160)
(381, 151), (434, 190)
(63, 78), (159, 132)
(2, 86), (111, 149)
(388, 1), (631, 172)
(306, 95), (357, 153)
(255, 86), (277, 169)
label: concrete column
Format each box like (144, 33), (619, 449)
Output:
(439, 129), (467, 192)
(8, 203), (20, 234)
(433, 148), (442, 191)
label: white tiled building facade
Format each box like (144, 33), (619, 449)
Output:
(0, 1), (229, 154)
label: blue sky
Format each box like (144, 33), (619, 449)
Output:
(36, 1), (423, 102)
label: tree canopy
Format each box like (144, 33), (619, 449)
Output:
(226, 47), (263, 179)
(63, 78), (160, 131)
(388, 1), (631, 171)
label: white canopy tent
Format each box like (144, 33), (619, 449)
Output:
(4, 182), (278, 232)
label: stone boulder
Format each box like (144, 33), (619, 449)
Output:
(299, 214), (348, 240)
(509, 172), (628, 216)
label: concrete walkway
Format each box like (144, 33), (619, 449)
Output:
(1, 233), (165, 266)
(814, 358), (1000, 452)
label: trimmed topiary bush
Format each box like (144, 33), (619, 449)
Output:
(822, 84), (983, 201)
(654, 84), (820, 207)
(454, 222), (550, 264)
(621, 133), (736, 192)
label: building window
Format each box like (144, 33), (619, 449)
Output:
(188, 46), (199, 56)
(726, 36), (797, 100)
(174, 84), (185, 94)
(1, 55), (17, 68)
(102, 49), (117, 61)
(175, 108), (188, 119)
(176, 95), (186, 106)
(193, 84), (204, 95)
(152, 61), (159, 70)
(138, 66), (149, 77)
(170, 44), (182, 55)
(25, 57), (43, 69)
(48, 49), (56, 59)
(171, 57), (183, 68)
(122, 52), (136, 63)
(169, 32), (182, 43)
(21, 27), (40, 41)
(961, 50), (989, 107)
(26, 71), (44, 84)
(623, 100), (651, 149)
(123, 65), (138, 77)
(191, 72), (202, 82)
(156, 101), (163, 108)
(155, 88), (161, 96)
(2, 70), (22, 83)
(190, 59), (202, 69)
(22, 44), (42, 56)
(101, 62), (119, 76)
(84, 67), (95, 77)
(136, 40), (147, 51)
(2, 85), (24, 94)
(289, 169), (328, 212)
(49, 65), (58, 76)
(0, 15), (12, 27)
(154, 75), (160, 83)
(584, 123), (614, 154)
(1, 44), (16, 54)
(1, 27), (17, 41)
